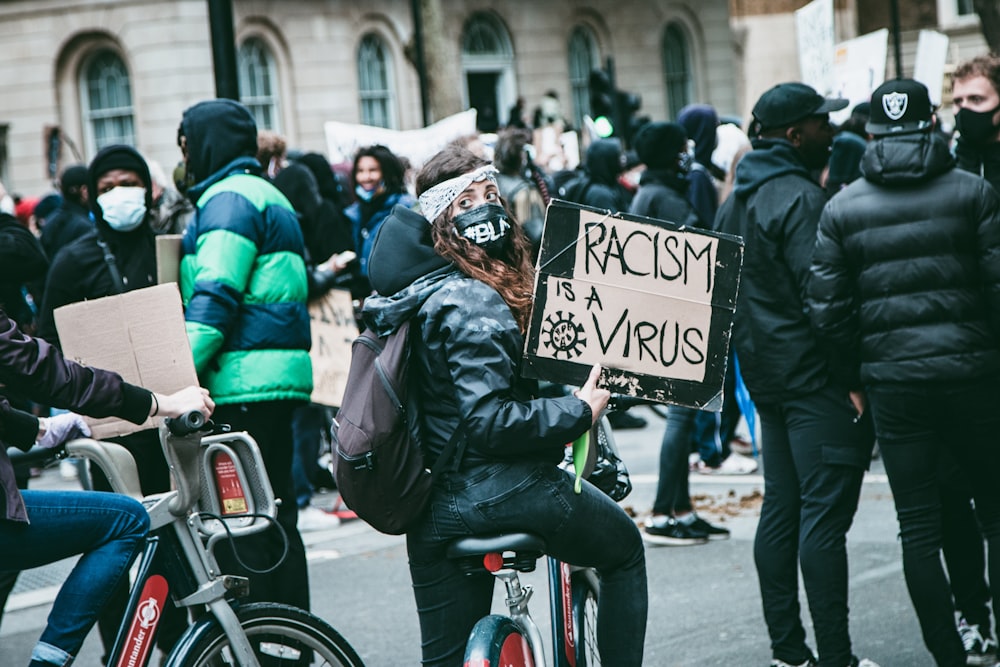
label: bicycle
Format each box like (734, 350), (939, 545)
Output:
(447, 399), (633, 667)
(11, 412), (364, 667)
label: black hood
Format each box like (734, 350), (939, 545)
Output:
(733, 138), (812, 198)
(585, 139), (624, 185)
(179, 99), (260, 199)
(367, 205), (449, 297)
(860, 131), (954, 186)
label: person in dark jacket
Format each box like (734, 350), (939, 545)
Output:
(36, 145), (186, 656)
(677, 103), (723, 224)
(952, 53), (1000, 191)
(629, 121), (730, 545)
(362, 145), (647, 667)
(0, 307), (213, 667)
(39, 164), (92, 260)
(716, 82), (878, 667)
(809, 79), (1000, 667)
(178, 98), (313, 611)
(559, 137), (632, 213)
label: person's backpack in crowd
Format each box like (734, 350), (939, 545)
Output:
(331, 319), (465, 534)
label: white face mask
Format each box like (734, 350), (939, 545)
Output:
(97, 186), (147, 232)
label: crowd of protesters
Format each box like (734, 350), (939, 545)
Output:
(3, 59), (1000, 667)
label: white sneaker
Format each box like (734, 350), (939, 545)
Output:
(297, 505), (341, 532)
(60, 459), (79, 480)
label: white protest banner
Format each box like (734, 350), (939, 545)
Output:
(796, 0), (835, 96)
(308, 289), (357, 407)
(522, 201), (743, 409)
(830, 29), (888, 124)
(325, 110), (478, 168)
(914, 30), (949, 106)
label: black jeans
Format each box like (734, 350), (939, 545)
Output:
(754, 383), (874, 667)
(868, 378), (1000, 667)
(212, 401), (310, 610)
(407, 461), (647, 667)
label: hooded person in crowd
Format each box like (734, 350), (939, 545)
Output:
(559, 137), (632, 213)
(810, 79), (1000, 667)
(716, 82), (879, 667)
(678, 103), (723, 224)
(177, 98), (313, 610)
(39, 164), (91, 260)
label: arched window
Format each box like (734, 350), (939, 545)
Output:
(568, 26), (599, 129)
(358, 34), (395, 128)
(662, 23), (693, 120)
(238, 37), (281, 131)
(461, 13), (516, 133)
(81, 50), (135, 152)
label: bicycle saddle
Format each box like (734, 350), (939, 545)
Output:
(446, 533), (546, 573)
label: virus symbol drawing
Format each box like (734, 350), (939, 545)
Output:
(541, 311), (587, 359)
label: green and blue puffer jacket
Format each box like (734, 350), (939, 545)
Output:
(179, 99), (312, 405)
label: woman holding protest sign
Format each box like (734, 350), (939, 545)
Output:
(359, 144), (647, 666)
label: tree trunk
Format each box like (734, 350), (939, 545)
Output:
(419, 0), (463, 123)
(975, 0), (1000, 53)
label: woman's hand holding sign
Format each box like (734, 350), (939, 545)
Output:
(574, 364), (611, 425)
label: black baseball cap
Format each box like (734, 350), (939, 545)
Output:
(751, 82), (848, 133)
(866, 79), (934, 136)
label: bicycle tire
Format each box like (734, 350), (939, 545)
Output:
(572, 569), (601, 666)
(464, 614), (535, 667)
(170, 602), (364, 667)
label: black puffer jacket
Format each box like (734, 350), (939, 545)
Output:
(715, 138), (846, 403)
(361, 206), (591, 469)
(809, 131), (1000, 384)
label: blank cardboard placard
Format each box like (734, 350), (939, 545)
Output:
(156, 234), (183, 285)
(522, 200), (743, 410)
(308, 289), (357, 407)
(54, 283), (198, 438)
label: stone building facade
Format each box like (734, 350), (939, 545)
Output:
(0, 0), (738, 197)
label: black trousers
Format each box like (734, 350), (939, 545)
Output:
(869, 377), (1000, 667)
(212, 401), (310, 611)
(754, 383), (874, 667)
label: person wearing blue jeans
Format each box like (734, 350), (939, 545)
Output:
(4, 490), (148, 667)
(644, 405), (731, 545)
(0, 302), (214, 667)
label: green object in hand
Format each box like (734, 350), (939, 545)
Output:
(572, 430), (590, 494)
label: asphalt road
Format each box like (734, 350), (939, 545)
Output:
(1, 406), (934, 667)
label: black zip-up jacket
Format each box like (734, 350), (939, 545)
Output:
(715, 138), (846, 403)
(361, 206), (591, 469)
(809, 131), (1000, 384)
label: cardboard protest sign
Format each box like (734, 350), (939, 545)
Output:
(54, 283), (199, 438)
(308, 289), (357, 407)
(155, 234), (183, 285)
(522, 200), (742, 410)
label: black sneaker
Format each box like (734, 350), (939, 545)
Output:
(688, 515), (731, 540)
(642, 516), (708, 546)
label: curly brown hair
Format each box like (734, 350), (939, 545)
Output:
(953, 53), (1000, 95)
(416, 145), (536, 333)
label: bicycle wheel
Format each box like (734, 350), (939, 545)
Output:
(464, 614), (534, 667)
(171, 602), (364, 666)
(572, 569), (600, 666)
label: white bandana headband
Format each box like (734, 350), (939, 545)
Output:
(418, 164), (499, 224)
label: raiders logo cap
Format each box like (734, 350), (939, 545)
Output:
(866, 78), (934, 136)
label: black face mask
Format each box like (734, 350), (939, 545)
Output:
(956, 105), (1000, 144)
(453, 203), (511, 258)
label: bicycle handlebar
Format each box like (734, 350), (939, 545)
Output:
(165, 410), (208, 437)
